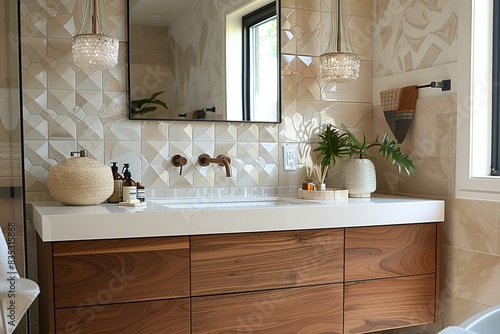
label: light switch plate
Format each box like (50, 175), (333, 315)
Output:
(283, 144), (298, 171)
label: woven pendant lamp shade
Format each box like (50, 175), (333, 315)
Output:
(47, 151), (113, 206)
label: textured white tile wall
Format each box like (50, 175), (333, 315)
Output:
(21, 0), (373, 201)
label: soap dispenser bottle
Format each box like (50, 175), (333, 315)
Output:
(107, 162), (123, 203)
(122, 163), (137, 203)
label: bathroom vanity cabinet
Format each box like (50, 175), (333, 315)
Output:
(37, 222), (439, 334)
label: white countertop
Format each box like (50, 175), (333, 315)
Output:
(32, 195), (445, 242)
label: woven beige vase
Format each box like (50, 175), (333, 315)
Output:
(47, 155), (113, 206)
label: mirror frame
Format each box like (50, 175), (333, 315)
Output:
(126, 0), (282, 123)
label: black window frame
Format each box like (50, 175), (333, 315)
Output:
(242, 3), (277, 121)
(492, 0), (500, 175)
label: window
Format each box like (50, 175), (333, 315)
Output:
(492, 0), (500, 175)
(242, 3), (278, 122)
(455, 0), (500, 199)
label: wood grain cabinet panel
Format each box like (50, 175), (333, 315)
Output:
(55, 298), (190, 334)
(53, 237), (190, 308)
(191, 284), (343, 334)
(344, 274), (436, 333)
(345, 223), (437, 281)
(191, 229), (344, 296)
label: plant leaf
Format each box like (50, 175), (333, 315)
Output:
(377, 134), (416, 175)
(313, 125), (349, 167)
(130, 91), (168, 115)
(151, 91), (165, 99)
(131, 106), (157, 115)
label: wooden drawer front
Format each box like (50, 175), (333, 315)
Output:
(192, 284), (343, 334)
(345, 223), (436, 281)
(191, 229), (344, 296)
(55, 298), (190, 334)
(53, 237), (189, 308)
(344, 274), (436, 333)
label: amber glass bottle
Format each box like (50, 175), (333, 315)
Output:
(122, 163), (137, 202)
(107, 162), (123, 203)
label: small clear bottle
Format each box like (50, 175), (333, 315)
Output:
(122, 163), (137, 203)
(107, 162), (123, 203)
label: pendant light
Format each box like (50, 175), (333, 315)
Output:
(72, 0), (119, 70)
(319, 0), (360, 83)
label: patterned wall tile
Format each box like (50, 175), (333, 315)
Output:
(23, 89), (47, 115)
(47, 39), (71, 64)
(282, 54), (297, 100)
(21, 11), (46, 38)
(169, 122), (193, 142)
(46, 0), (77, 15)
(24, 115), (47, 140)
(103, 66), (126, 91)
(193, 123), (215, 142)
(76, 69), (102, 91)
(374, 0), (458, 77)
(142, 141), (169, 166)
(40, 108), (57, 122)
(47, 90), (74, 115)
(295, 9), (322, 56)
(48, 64), (75, 90)
(22, 37), (47, 63)
(259, 124), (279, 142)
(237, 124), (260, 142)
(23, 63), (47, 89)
(78, 141), (105, 164)
(76, 91), (103, 115)
(281, 7), (296, 54)
(48, 140), (77, 164)
(47, 115), (76, 139)
(297, 0), (321, 11)
(46, 13), (76, 39)
(141, 140), (170, 189)
(142, 163), (169, 189)
(214, 123), (237, 142)
(104, 140), (142, 179)
(21, 0), (373, 195)
(77, 115), (104, 141)
(238, 142), (259, 164)
(280, 100), (321, 143)
(141, 121), (169, 141)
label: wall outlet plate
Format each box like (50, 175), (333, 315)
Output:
(283, 145), (298, 171)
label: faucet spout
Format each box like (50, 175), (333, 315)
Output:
(198, 154), (232, 177)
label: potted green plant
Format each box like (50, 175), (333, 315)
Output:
(314, 123), (415, 197)
(313, 124), (349, 168)
(130, 91), (168, 116)
(340, 123), (415, 197)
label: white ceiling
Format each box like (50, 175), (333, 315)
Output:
(130, 0), (200, 27)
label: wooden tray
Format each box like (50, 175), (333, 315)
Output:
(298, 188), (348, 201)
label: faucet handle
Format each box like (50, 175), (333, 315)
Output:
(172, 154), (188, 175)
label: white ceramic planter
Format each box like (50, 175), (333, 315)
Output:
(342, 158), (377, 198)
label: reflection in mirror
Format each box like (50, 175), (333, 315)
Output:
(128, 0), (281, 122)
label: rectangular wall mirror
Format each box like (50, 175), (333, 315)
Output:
(127, 0), (281, 123)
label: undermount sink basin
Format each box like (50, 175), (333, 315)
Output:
(150, 197), (306, 209)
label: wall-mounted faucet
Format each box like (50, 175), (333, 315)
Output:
(198, 154), (232, 177)
(172, 154), (188, 175)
